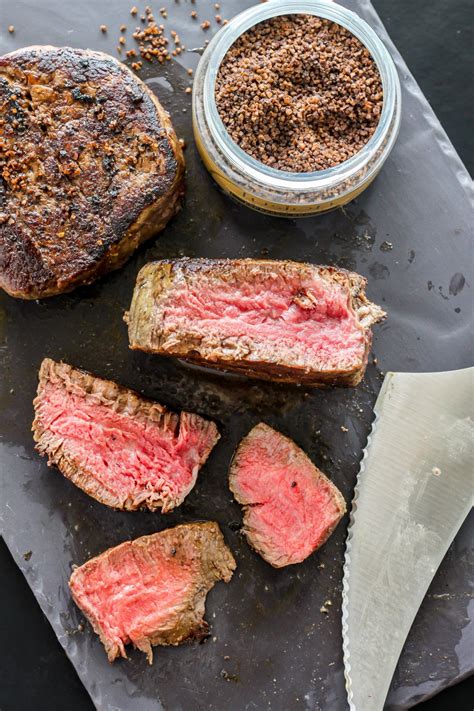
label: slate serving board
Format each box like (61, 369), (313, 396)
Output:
(0, 1), (472, 709)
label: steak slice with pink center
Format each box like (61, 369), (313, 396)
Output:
(69, 522), (236, 662)
(32, 359), (219, 512)
(126, 258), (385, 387)
(229, 423), (346, 567)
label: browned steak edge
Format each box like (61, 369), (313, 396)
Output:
(126, 258), (385, 387)
(69, 521), (236, 662)
(0, 46), (185, 299)
(32, 358), (219, 511)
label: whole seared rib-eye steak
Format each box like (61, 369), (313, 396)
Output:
(69, 522), (236, 663)
(32, 359), (219, 512)
(229, 423), (346, 567)
(0, 46), (184, 299)
(126, 258), (385, 386)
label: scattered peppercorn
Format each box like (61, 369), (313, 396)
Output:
(187, 68), (193, 76)
(8, 25), (15, 33)
(191, 10), (197, 19)
(215, 3), (220, 8)
(215, 15), (222, 23)
(120, 24), (127, 32)
(132, 14), (171, 64)
(100, 24), (107, 33)
(185, 87), (192, 94)
(201, 20), (211, 30)
(110, 4), (193, 71)
(215, 15), (383, 172)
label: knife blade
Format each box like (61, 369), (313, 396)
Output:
(342, 368), (473, 711)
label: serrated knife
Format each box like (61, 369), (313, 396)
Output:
(342, 368), (473, 711)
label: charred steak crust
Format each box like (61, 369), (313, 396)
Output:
(0, 46), (184, 299)
(69, 522), (236, 663)
(126, 258), (385, 387)
(32, 358), (219, 511)
(229, 423), (347, 567)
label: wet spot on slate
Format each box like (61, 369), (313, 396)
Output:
(408, 250), (416, 263)
(369, 262), (390, 280)
(449, 273), (466, 295)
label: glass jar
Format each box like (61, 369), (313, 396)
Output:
(192, 0), (402, 217)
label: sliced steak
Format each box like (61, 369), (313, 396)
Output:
(0, 46), (184, 299)
(69, 522), (236, 663)
(126, 258), (385, 387)
(229, 423), (346, 567)
(32, 358), (219, 511)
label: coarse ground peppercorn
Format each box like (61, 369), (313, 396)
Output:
(132, 14), (171, 64)
(215, 15), (383, 173)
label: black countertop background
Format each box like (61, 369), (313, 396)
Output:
(0, 0), (472, 709)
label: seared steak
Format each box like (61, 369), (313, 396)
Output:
(229, 423), (346, 567)
(126, 258), (385, 387)
(0, 46), (184, 299)
(33, 359), (219, 511)
(69, 522), (236, 662)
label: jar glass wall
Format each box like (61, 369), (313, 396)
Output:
(192, 0), (401, 217)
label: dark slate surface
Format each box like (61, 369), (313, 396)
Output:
(0, 1), (472, 710)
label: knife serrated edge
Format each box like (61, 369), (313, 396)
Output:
(341, 401), (383, 711)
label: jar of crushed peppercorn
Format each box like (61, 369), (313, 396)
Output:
(193, 0), (401, 216)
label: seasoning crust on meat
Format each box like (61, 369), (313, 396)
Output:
(126, 258), (385, 387)
(0, 45), (184, 299)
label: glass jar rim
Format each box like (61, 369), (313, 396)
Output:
(202, 0), (401, 192)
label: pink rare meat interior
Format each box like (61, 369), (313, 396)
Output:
(159, 268), (365, 370)
(69, 522), (236, 663)
(230, 424), (346, 567)
(33, 360), (219, 512)
(39, 380), (214, 510)
(72, 538), (197, 659)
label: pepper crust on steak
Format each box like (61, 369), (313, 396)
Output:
(0, 46), (184, 299)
